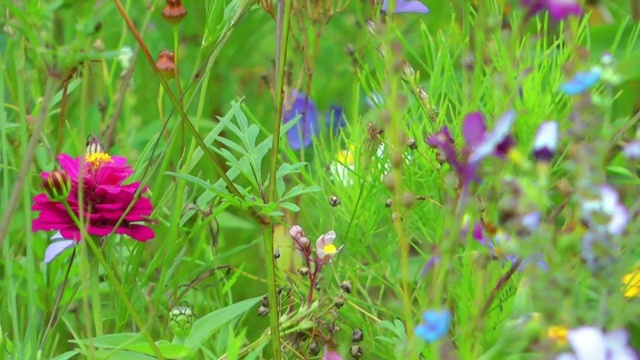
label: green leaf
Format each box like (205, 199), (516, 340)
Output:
(184, 296), (262, 351)
(279, 201), (300, 212)
(51, 350), (80, 360)
(72, 335), (190, 359)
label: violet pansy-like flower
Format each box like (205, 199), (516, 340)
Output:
(32, 138), (155, 262)
(556, 327), (639, 360)
(532, 121), (559, 162)
(381, 0), (429, 14)
(521, 0), (582, 21)
(426, 126), (479, 188)
(316, 230), (343, 264)
(464, 110), (517, 164)
(415, 309), (451, 343)
(282, 91), (319, 150)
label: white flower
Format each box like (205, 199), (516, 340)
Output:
(581, 184), (629, 236)
(44, 232), (76, 263)
(556, 327), (639, 360)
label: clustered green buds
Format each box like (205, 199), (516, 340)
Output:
(43, 169), (71, 202)
(169, 306), (195, 338)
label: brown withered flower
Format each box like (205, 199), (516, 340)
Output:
(162, 0), (187, 24)
(156, 50), (176, 80)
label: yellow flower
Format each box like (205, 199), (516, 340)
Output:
(548, 325), (568, 345)
(622, 270), (640, 298)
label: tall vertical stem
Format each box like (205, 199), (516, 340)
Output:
(263, 0), (293, 358)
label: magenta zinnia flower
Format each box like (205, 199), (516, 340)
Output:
(520, 0), (582, 21)
(32, 148), (155, 244)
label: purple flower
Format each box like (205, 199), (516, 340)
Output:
(322, 349), (343, 360)
(560, 70), (601, 95)
(415, 310), (450, 342)
(556, 327), (639, 360)
(532, 121), (559, 162)
(426, 127), (479, 187)
(521, 0), (582, 21)
(382, 0), (430, 14)
(464, 110), (516, 164)
(282, 91), (319, 150)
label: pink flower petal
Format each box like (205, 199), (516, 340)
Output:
(125, 224), (155, 241)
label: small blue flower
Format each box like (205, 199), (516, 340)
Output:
(560, 70), (601, 95)
(282, 91), (319, 150)
(415, 309), (451, 343)
(326, 105), (346, 136)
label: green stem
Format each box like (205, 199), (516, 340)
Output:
(89, 237), (103, 337)
(61, 202), (165, 360)
(262, 0), (293, 358)
(112, 0), (257, 220)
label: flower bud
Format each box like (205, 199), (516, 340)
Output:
(169, 306), (195, 338)
(402, 191), (415, 208)
(402, 61), (415, 82)
(351, 328), (364, 342)
(340, 280), (353, 294)
(257, 305), (269, 317)
(162, 0), (187, 24)
(406, 138), (417, 150)
(329, 195), (341, 207)
(385, 199), (393, 208)
(334, 294), (346, 309)
(349, 345), (364, 359)
(309, 341), (320, 355)
(298, 267), (310, 277)
(156, 50), (176, 80)
(43, 170), (71, 202)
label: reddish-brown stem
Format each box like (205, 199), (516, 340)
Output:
(478, 258), (523, 319)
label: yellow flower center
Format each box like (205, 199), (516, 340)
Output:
(548, 326), (568, 345)
(336, 144), (357, 166)
(85, 152), (112, 168)
(323, 243), (337, 254)
(622, 270), (640, 298)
